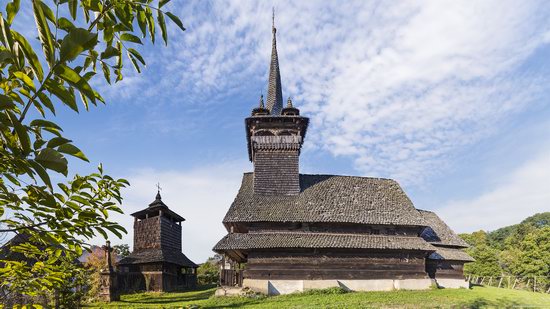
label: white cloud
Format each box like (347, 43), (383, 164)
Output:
(101, 0), (550, 185)
(437, 146), (550, 232)
(89, 161), (249, 263)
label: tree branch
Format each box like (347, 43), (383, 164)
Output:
(0, 222), (47, 233)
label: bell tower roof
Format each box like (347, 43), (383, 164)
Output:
(131, 190), (185, 222)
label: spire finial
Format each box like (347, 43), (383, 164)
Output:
(266, 8), (283, 115)
(259, 94), (265, 108)
(272, 7), (275, 33)
(287, 97), (292, 108)
(155, 183), (162, 200)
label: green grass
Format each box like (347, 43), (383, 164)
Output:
(87, 285), (550, 308)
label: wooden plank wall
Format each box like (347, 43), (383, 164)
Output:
(245, 249), (429, 280)
(426, 260), (465, 279)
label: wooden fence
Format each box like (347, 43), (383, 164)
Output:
(467, 275), (550, 293)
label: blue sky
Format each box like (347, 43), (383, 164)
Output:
(8, 0), (550, 263)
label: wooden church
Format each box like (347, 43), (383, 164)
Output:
(213, 16), (472, 295)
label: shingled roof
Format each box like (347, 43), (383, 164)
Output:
(428, 247), (474, 262)
(118, 248), (197, 268)
(131, 192), (185, 222)
(419, 210), (469, 248)
(223, 173), (426, 226)
(214, 232), (435, 251)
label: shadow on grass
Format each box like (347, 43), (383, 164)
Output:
(119, 290), (215, 304)
(462, 297), (521, 309)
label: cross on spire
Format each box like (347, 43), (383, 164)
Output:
(155, 182), (162, 200)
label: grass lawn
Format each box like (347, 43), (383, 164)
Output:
(87, 285), (550, 308)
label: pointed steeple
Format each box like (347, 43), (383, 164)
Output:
(266, 8), (283, 115)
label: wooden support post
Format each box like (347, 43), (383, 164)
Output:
(526, 278), (531, 289)
(467, 274), (471, 282)
(507, 276), (511, 289)
(480, 277), (485, 285)
(546, 286), (550, 294)
(498, 277), (503, 288)
(488, 277), (492, 286)
(512, 278), (518, 290)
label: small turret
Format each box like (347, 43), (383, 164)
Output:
(281, 97), (300, 116)
(251, 95), (270, 116)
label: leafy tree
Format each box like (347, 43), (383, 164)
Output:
(460, 213), (550, 292)
(0, 0), (184, 303)
(459, 230), (488, 247)
(113, 243), (130, 259)
(513, 227), (550, 291)
(197, 256), (220, 286)
(463, 244), (502, 277)
(83, 245), (118, 302)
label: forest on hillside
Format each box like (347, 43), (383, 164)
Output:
(459, 212), (550, 291)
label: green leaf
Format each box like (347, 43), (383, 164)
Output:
(159, 0), (171, 8)
(35, 148), (68, 175)
(127, 51), (141, 73)
(29, 119), (62, 130)
(32, 100), (46, 117)
(45, 79), (77, 112)
(157, 11), (167, 45)
(37, 92), (55, 115)
(7, 111), (31, 154)
(29, 160), (52, 190)
(11, 31), (44, 81)
(119, 33), (142, 44)
(0, 16), (15, 53)
(57, 17), (76, 32)
(137, 8), (147, 38)
(128, 48), (145, 65)
(0, 94), (15, 110)
(114, 5), (133, 31)
(165, 12), (185, 31)
(59, 28), (98, 62)
(4, 173), (21, 186)
(68, 0), (77, 20)
(145, 8), (155, 44)
(101, 62), (110, 84)
(32, 0), (55, 67)
(14, 71), (35, 91)
(6, 0), (21, 25)
(54, 64), (96, 104)
(103, 25), (114, 43)
(47, 136), (71, 148)
(100, 46), (118, 59)
(38, 1), (55, 23)
(0, 50), (13, 62)
(34, 138), (46, 150)
(95, 226), (108, 239)
(58, 144), (88, 162)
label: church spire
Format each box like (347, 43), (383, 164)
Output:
(266, 8), (283, 115)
